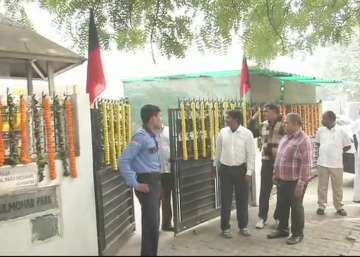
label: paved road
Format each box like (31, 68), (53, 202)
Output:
(116, 173), (360, 256)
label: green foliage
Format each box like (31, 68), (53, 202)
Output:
(7, 93), (19, 166)
(316, 38), (360, 101)
(2, 0), (360, 63)
(1, 0), (34, 29)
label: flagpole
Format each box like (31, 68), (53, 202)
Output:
(242, 98), (247, 127)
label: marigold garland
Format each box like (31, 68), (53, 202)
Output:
(54, 96), (69, 177)
(32, 95), (46, 181)
(109, 103), (117, 171)
(214, 101), (220, 138)
(222, 101), (229, 126)
(191, 102), (199, 160)
(64, 97), (78, 178)
(127, 104), (132, 145)
(200, 101), (207, 159)
(180, 102), (188, 160)
(20, 95), (32, 164)
(43, 96), (57, 180)
(101, 101), (110, 166)
(207, 102), (215, 160)
(116, 103), (122, 156)
(7, 93), (19, 166)
(121, 104), (127, 150)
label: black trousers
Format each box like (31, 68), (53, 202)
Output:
(258, 160), (280, 222)
(277, 180), (307, 237)
(161, 173), (173, 228)
(135, 181), (161, 256)
(219, 164), (249, 231)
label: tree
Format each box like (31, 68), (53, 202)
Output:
(317, 39), (360, 101)
(1, 0), (360, 63)
(0, 0), (34, 29)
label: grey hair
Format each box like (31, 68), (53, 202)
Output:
(286, 113), (303, 127)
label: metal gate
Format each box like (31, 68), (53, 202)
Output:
(169, 109), (221, 234)
(91, 109), (135, 255)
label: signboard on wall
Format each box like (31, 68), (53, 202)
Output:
(0, 164), (37, 193)
(0, 186), (58, 221)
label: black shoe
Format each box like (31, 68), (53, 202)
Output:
(162, 226), (174, 232)
(286, 235), (304, 245)
(336, 209), (347, 216)
(267, 230), (289, 239)
(316, 208), (325, 215)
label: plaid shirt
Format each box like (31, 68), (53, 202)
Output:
(274, 130), (312, 185)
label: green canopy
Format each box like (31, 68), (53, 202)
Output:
(123, 68), (342, 87)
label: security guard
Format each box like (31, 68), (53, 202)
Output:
(120, 104), (163, 256)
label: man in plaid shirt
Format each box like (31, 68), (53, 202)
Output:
(248, 103), (286, 229)
(267, 113), (312, 245)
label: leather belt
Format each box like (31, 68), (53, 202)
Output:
(137, 173), (161, 184)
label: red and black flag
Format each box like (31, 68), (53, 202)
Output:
(240, 56), (250, 127)
(86, 9), (106, 104)
(240, 57), (250, 98)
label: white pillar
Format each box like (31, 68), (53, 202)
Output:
(47, 62), (54, 96)
(26, 61), (33, 95)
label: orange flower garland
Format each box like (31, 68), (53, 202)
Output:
(65, 97), (78, 178)
(20, 96), (32, 164)
(43, 96), (57, 180)
(0, 98), (5, 166)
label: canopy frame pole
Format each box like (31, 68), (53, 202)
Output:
(26, 60), (33, 95)
(47, 62), (54, 96)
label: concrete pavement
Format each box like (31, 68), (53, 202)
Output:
(116, 173), (360, 256)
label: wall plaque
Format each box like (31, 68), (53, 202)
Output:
(0, 164), (37, 193)
(0, 186), (58, 221)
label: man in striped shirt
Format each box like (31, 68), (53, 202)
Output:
(248, 103), (285, 229)
(267, 113), (312, 245)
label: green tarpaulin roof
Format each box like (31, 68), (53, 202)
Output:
(123, 68), (342, 86)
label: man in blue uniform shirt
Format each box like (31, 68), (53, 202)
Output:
(120, 104), (163, 256)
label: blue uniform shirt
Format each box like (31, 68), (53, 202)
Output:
(120, 128), (162, 188)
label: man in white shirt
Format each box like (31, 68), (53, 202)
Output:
(352, 115), (360, 203)
(157, 125), (174, 231)
(213, 109), (256, 238)
(315, 111), (352, 216)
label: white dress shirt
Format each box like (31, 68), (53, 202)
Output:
(157, 125), (171, 173)
(352, 119), (360, 201)
(315, 125), (352, 169)
(214, 126), (256, 176)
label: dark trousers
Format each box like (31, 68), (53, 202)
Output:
(277, 180), (307, 237)
(135, 181), (161, 256)
(220, 164), (249, 231)
(161, 173), (173, 228)
(258, 160), (280, 222)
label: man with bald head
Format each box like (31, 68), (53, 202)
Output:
(315, 111), (351, 216)
(267, 113), (312, 245)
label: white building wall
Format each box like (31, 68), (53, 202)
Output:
(0, 92), (98, 256)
